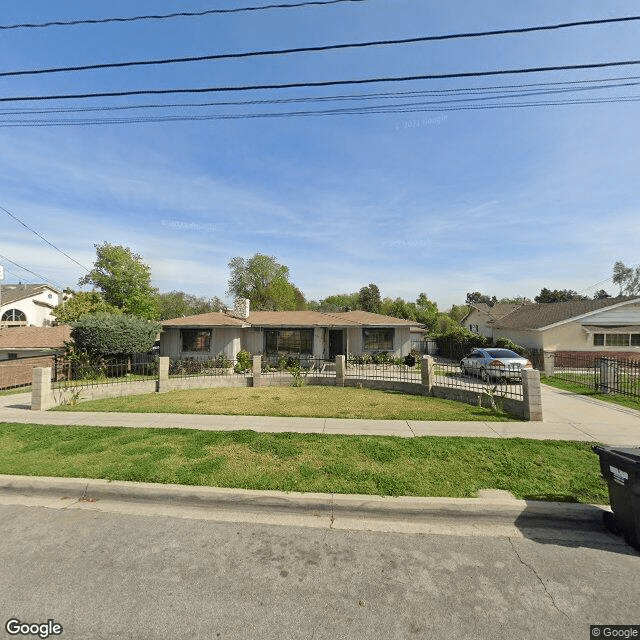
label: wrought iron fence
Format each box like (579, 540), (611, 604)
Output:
(433, 358), (524, 401)
(168, 354), (249, 379)
(52, 354), (158, 388)
(260, 355), (335, 378)
(345, 354), (422, 382)
(552, 353), (640, 400)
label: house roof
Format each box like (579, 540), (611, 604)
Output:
(464, 303), (521, 322)
(162, 312), (248, 328)
(162, 309), (419, 329)
(491, 297), (637, 330)
(0, 324), (71, 350)
(0, 284), (59, 307)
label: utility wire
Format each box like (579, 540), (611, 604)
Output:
(1, 74), (638, 115)
(0, 204), (89, 272)
(0, 252), (63, 288)
(1, 94), (638, 127)
(4, 59), (640, 103)
(3, 16), (640, 78)
(1, 76), (637, 116)
(0, 0), (368, 30)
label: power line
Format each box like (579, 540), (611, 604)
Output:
(0, 252), (63, 288)
(3, 16), (640, 79)
(0, 0), (368, 30)
(0, 204), (89, 272)
(4, 59), (640, 103)
(1, 94), (638, 128)
(1, 76), (637, 116)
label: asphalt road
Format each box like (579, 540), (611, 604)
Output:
(1, 504), (638, 640)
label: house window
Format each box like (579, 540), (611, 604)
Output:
(605, 334), (630, 347)
(1, 309), (26, 323)
(181, 329), (211, 352)
(7, 353), (18, 360)
(363, 328), (394, 351)
(632, 334), (640, 346)
(264, 329), (313, 354)
(593, 334), (604, 346)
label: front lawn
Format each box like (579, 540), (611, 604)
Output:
(542, 376), (640, 411)
(0, 422), (607, 503)
(51, 385), (517, 421)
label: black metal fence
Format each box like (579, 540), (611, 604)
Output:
(346, 355), (421, 382)
(168, 354), (249, 378)
(260, 355), (335, 378)
(433, 358), (524, 401)
(52, 354), (158, 388)
(553, 353), (640, 400)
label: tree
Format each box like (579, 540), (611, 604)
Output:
(534, 288), (587, 303)
(53, 291), (120, 323)
(358, 284), (382, 313)
(465, 292), (497, 306)
(310, 292), (361, 312)
(593, 289), (611, 300)
(71, 313), (161, 360)
(227, 254), (305, 311)
(612, 261), (640, 296)
(156, 291), (225, 320)
(79, 243), (158, 319)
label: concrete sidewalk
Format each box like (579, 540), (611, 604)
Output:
(0, 384), (639, 444)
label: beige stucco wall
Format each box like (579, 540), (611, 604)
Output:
(492, 328), (543, 350)
(160, 327), (243, 359)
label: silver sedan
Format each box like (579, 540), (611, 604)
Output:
(460, 348), (532, 382)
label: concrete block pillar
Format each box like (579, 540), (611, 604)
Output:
(252, 355), (262, 387)
(522, 368), (543, 421)
(543, 351), (555, 377)
(335, 355), (345, 387)
(158, 357), (169, 392)
(31, 367), (53, 411)
(421, 355), (434, 394)
(599, 358), (618, 394)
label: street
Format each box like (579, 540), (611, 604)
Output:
(1, 503), (638, 640)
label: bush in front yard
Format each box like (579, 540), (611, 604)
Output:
(71, 313), (161, 359)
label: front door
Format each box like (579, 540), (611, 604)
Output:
(329, 330), (344, 359)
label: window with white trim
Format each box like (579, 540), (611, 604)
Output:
(181, 329), (211, 352)
(593, 332), (640, 347)
(363, 328), (394, 351)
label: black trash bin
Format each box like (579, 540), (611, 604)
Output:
(592, 445), (640, 550)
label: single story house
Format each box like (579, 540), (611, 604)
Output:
(487, 296), (640, 362)
(462, 303), (521, 339)
(0, 284), (65, 328)
(160, 299), (419, 361)
(0, 324), (72, 361)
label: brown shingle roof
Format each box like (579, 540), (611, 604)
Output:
(329, 311), (419, 326)
(467, 303), (521, 320)
(247, 311), (358, 327)
(0, 325), (71, 349)
(162, 312), (248, 328)
(491, 297), (637, 330)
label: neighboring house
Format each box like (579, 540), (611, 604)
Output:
(0, 324), (72, 361)
(160, 299), (419, 361)
(0, 284), (65, 328)
(488, 297), (640, 362)
(462, 303), (522, 339)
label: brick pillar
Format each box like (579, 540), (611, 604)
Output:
(252, 355), (262, 387)
(421, 355), (434, 394)
(31, 367), (53, 411)
(158, 357), (169, 392)
(335, 355), (345, 387)
(543, 351), (555, 377)
(522, 368), (543, 421)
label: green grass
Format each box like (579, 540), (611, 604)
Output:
(0, 386), (31, 396)
(542, 376), (640, 411)
(0, 422), (608, 503)
(51, 385), (518, 421)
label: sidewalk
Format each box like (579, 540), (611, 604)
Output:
(0, 384), (639, 444)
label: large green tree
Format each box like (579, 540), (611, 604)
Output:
(53, 291), (120, 324)
(613, 260), (640, 296)
(358, 284), (382, 313)
(79, 243), (158, 319)
(534, 288), (587, 303)
(227, 254), (305, 311)
(155, 291), (225, 320)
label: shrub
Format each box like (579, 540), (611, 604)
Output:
(234, 350), (253, 373)
(494, 337), (529, 357)
(71, 313), (160, 359)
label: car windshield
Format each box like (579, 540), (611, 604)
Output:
(485, 349), (520, 358)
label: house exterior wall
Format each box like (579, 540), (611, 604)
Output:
(160, 327), (243, 360)
(1, 288), (61, 327)
(464, 309), (494, 338)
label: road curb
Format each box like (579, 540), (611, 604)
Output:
(0, 474), (609, 530)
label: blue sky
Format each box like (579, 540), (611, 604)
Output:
(1, 1), (639, 310)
